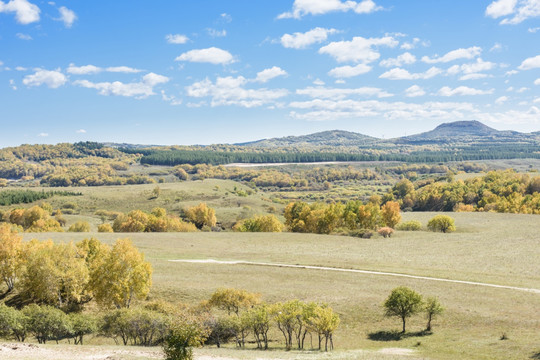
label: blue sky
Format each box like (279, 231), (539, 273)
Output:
(1, 0), (539, 146)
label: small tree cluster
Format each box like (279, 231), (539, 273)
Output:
(427, 215), (456, 233)
(2, 204), (63, 232)
(112, 208), (197, 233)
(233, 214), (284, 232)
(383, 286), (444, 333)
(184, 203), (217, 230)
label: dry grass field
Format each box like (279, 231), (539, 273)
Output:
(22, 211), (540, 360)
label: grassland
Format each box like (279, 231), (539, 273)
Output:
(23, 211), (540, 360)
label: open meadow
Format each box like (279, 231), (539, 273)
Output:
(22, 211), (540, 360)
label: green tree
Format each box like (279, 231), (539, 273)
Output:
(384, 287), (424, 333)
(23, 304), (72, 344)
(69, 313), (97, 345)
(0, 304), (29, 341)
(163, 317), (208, 360)
(427, 215), (456, 233)
(425, 297), (444, 332)
(208, 288), (260, 316)
(244, 304), (271, 350)
(309, 304), (340, 351)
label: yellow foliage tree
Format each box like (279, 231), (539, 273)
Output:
(381, 201), (401, 228)
(208, 288), (261, 316)
(0, 224), (24, 292)
(91, 238), (152, 309)
(184, 203), (217, 229)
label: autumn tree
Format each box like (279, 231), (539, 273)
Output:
(184, 203), (217, 229)
(381, 201), (401, 228)
(310, 304), (340, 351)
(384, 287), (424, 333)
(91, 238), (152, 309)
(425, 296), (444, 332)
(233, 214), (284, 232)
(427, 215), (456, 233)
(0, 223), (24, 292)
(208, 288), (261, 316)
(243, 304), (271, 350)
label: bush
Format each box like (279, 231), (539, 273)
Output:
(427, 215), (456, 233)
(69, 221), (91, 232)
(23, 304), (72, 344)
(233, 214), (284, 232)
(377, 227), (394, 238)
(396, 220), (422, 231)
(163, 319), (208, 360)
(98, 223), (114, 233)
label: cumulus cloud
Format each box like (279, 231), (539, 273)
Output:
(379, 52), (416, 67)
(185, 76), (288, 108)
(319, 36), (398, 63)
(518, 54), (540, 70)
(535, 78), (540, 85)
(73, 72), (169, 98)
(278, 0), (381, 19)
(175, 47), (235, 65)
(76, 129), (86, 133)
(379, 66), (442, 80)
(446, 58), (497, 80)
(254, 67), (287, 83)
(328, 64), (372, 78)
(166, 34), (189, 44)
(0, 0), (40, 24)
(67, 64), (142, 74)
(280, 27), (338, 49)
(477, 106), (540, 124)
(288, 99), (477, 122)
(437, 86), (494, 96)
(57, 6), (76, 28)
(296, 86), (393, 100)
(486, 0), (540, 24)
(490, 43), (503, 52)
(422, 46), (482, 63)
(161, 91), (183, 106)
(404, 85), (425, 97)
(23, 69), (67, 88)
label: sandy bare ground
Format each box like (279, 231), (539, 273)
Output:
(170, 259), (540, 295)
(0, 343), (418, 360)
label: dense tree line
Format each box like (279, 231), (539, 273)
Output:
(388, 170), (540, 213)
(0, 189), (81, 206)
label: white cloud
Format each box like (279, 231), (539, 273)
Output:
(16, 32), (31, 40)
(313, 78), (325, 85)
(535, 78), (540, 85)
(446, 58), (497, 80)
(37, 133), (48, 137)
(175, 47), (234, 65)
(254, 66), (287, 83)
(477, 106), (540, 124)
(296, 86), (393, 100)
(280, 27), (338, 49)
(288, 99), (477, 122)
(486, 0), (518, 18)
(328, 64), (372, 78)
(319, 36), (398, 63)
(278, 0), (381, 19)
(529, 26), (540, 32)
(400, 37), (426, 50)
(166, 34), (189, 44)
(15, 66), (26, 71)
(67, 64), (101, 75)
(490, 43), (503, 52)
(437, 86), (494, 96)
(161, 91), (183, 106)
(9, 79), (17, 90)
(379, 66), (442, 80)
(76, 129), (86, 133)
(186, 76), (288, 108)
(516, 86), (529, 92)
(379, 52), (416, 67)
(23, 69), (67, 88)
(534, 97), (540, 103)
(220, 13), (232, 22)
(207, 28), (226, 37)
(67, 64), (142, 74)
(404, 85), (425, 97)
(57, 6), (76, 28)
(106, 66), (142, 73)
(422, 46), (482, 63)
(0, 0), (40, 24)
(518, 54), (540, 70)
(495, 96), (509, 104)
(74, 72), (169, 98)
(506, 70), (519, 76)
(459, 73), (491, 81)
(486, 0), (540, 24)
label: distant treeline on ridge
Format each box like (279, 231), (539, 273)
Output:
(125, 145), (540, 166)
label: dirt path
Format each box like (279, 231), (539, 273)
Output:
(170, 259), (540, 295)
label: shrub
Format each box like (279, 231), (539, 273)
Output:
(378, 227), (394, 238)
(427, 215), (456, 233)
(98, 223), (114, 233)
(69, 221), (91, 232)
(23, 304), (72, 344)
(396, 220), (422, 231)
(163, 318), (208, 360)
(233, 214), (284, 232)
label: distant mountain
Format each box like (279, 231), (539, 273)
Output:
(236, 130), (378, 148)
(394, 120), (537, 144)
